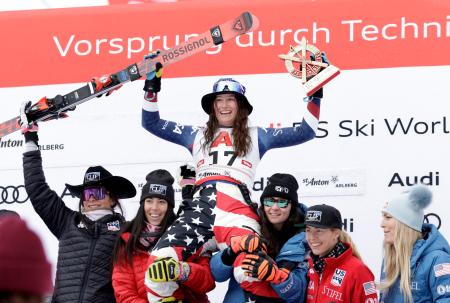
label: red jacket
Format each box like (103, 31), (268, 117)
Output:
(306, 243), (379, 303)
(112, 232), (215, 303)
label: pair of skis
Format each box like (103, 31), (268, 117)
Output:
(0, 11), (258, 139)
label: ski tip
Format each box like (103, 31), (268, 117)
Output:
(242, 11), (259, 32)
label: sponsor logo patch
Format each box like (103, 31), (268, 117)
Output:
(107, 220), (121, 231)
(331, 268), (346, 287)
(436, 284), (450, 295)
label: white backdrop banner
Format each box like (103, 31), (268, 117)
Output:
(0, 1), (449, 302)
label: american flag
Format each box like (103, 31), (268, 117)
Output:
(363, 281), (377, 295)
(434, 263), (450, 277)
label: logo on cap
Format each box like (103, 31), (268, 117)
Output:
(275, 186), (289, 193)
(306, 210), (322, 222)
(85, 172), (101, 182)
(149, 184), (167, 195)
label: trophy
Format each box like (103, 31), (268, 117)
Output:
(279, 37), (339, 96)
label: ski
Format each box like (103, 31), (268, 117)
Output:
(0, 11), (258, 139)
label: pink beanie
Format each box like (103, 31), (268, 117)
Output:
(0, 216), (53, 295)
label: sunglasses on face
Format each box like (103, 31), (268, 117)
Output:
(83, 187), (107, 201)
(262, 197), (290, 208)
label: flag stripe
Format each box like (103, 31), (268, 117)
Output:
(434, 263), (450, 277)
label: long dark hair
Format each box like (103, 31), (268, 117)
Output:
(203, 97), (252, 157)
(259, 203), (305, 258)
(112, 201), (176, 266)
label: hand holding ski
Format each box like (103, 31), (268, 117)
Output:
(0, 11), (259, 139)
(143, 51), (163, 93)
(18, 101), (39, 147)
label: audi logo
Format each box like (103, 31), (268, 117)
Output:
(0, 185), (29, 204)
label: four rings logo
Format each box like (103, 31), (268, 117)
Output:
(0, 185), (29, 204)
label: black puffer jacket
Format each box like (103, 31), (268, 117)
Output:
(23, 150), (125, 303)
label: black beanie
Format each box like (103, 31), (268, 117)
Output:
(260, 173), (299, 205)
(140, 169), (175, 208)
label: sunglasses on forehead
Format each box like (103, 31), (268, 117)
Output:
(262, 197), (290, 208)
(83, 187), (107, 201)
(213, 80), (246, 95)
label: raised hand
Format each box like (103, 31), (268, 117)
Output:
(19, 101), (39, 144)
(143, 50), (163, 93)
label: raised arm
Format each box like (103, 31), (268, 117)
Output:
(258, 90), (321, 158)
(19, 103), (74, 239)
(141, 58), (199, 154)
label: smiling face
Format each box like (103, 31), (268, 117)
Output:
(381, 211), (397, 245)
(144, 197), (168, 226)
(213, 93), (238, 127)
(82, 187), (115, 211)
(263, 197), (292, 230)
(306, 226), (340, 257)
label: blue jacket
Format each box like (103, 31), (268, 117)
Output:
(380, 223), (450, 303)
(210, 231), (308, 303)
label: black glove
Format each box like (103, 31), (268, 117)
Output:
(19, 101), (39, 144)
(143, 49), (163, 93)
(221, 246), (238, 266)
(178, 164), (196, 200)
(143, 62), (163, 93)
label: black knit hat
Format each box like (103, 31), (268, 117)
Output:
(66, 166), (136, 199)
(260, 173), (299, 205)
(140, 169), (175, 208)
(305, 204), (342, 229)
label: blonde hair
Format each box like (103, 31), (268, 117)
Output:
(379, 219), (422, 303)
(339, 229), (362, 260)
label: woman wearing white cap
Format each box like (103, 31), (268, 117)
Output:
(304, 204), (378, 303)
(140, 54), (324, 302)
(380, 185), (450, 302)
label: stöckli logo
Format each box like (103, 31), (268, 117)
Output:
(149, 184), (167, 195)
(85, 172), (101, 182)
(274, 185), (289, 193)
(306, 210), (322, 223)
